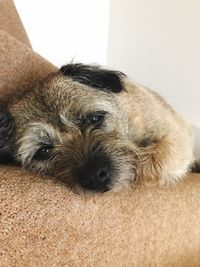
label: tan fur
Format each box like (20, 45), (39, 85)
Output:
(7, 70), (197, 191)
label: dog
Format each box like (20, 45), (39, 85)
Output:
(0, 63), (199, 192)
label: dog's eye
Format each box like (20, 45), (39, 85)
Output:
(76, 111), (107, 130)
(33, 145), (53, 161)
(89, 112), (106, 125)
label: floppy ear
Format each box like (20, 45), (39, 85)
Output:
(0, 111), (15, 159)
(60, 63), (126, 93)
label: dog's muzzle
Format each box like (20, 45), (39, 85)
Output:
(76, 160), (111, 192)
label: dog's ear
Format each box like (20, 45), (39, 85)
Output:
(60, 63), (126, 93)
(0, 111), (15, 160)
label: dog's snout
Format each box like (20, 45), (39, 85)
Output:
(78, 161), (111, 192)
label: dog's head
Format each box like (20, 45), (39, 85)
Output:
(1, 64), (139, 192)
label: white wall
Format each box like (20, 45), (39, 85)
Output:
(14, 0), (109, 66)
(108, 0), (200, 127)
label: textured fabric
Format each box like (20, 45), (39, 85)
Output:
(0, 30), (56, 107)
(0, 0), (31, 47)
(1, 167), (200, 267)
(0, 1), (200, 266)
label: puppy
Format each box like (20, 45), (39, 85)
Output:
(0, 64), (198, 192)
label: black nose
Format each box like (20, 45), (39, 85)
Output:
(78, 161), (111, 192)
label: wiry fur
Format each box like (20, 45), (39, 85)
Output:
(0, 63), (198, 192)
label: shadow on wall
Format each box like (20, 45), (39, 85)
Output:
(192, 126), (200, 159)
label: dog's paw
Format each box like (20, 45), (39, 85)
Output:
(0, 112), (15, 156)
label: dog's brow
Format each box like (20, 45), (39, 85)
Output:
(59, 114), (77, 130)
(60, 114), (69, 126)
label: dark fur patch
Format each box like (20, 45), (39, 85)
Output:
(60, 63), (126, 93)
(0, 111), (15, 158)
(191, 160), (200, 173)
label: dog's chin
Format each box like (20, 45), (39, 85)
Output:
(76, 176), (134, 193)
(54, 162), (137, 194)
(55, 169), (128, 194)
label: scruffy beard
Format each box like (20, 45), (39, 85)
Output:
(16, 125), (139, 192)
